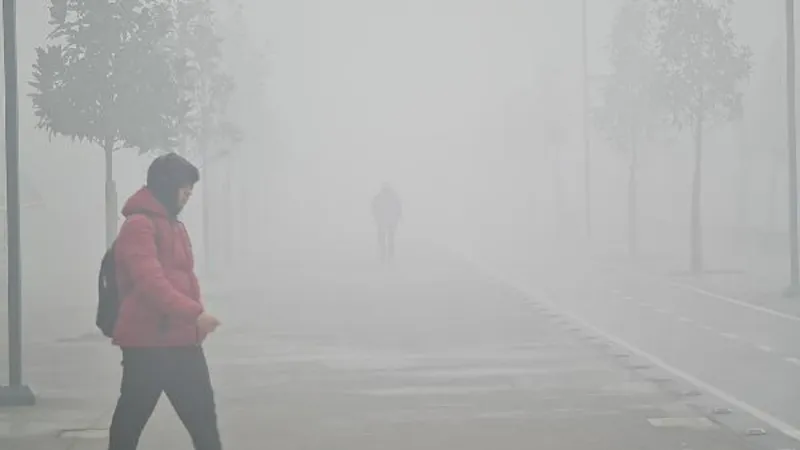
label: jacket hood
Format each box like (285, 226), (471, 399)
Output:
(121, 187), (170, 218)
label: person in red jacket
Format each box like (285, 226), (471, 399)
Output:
(108, 153), (222, 450)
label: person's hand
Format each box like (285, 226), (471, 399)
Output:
(196, 312), (221, 334)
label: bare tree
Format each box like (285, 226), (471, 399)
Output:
(654, 0), (752, 274)
(596, 0), (663, 256)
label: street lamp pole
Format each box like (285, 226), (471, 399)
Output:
(0, 0), (35, 406)
(786, 0), (800, 297)
(582, 0), (592, 238)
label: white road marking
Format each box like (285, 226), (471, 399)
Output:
(648, 417), (716, 430)
(641, 273), (800, 323)
(542, 299), (800, 442)
(654, 308), (668, 314)
(454, 256), (800, 444)
(679, 317), (693, 324)
(758, 345), (775, 353)
(589, 259), (800, 323)
(784, 357), (800, 366)
(720, 332), (740, 341)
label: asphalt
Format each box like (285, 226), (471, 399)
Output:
(0, 242), (761, 449)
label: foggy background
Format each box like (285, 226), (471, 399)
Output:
(7, 1), (800, 448)
(3, 0), (794, 306)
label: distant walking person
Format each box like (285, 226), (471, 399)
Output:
(371, 183), (403, 262)
(106, 153), (223, 450)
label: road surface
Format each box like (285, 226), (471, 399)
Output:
(482, 243), (800, 448)
(0, 242), (759, 449)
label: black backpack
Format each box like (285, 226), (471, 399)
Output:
(96, 243), (121, 337)
(96, 214), (161, 338)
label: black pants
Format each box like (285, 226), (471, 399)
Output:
(108, 346), (222, 450)
(377, 224), (397, 262)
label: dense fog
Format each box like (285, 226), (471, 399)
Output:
(3, 1), (800, 447)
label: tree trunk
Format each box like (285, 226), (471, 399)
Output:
(104, 140), (117, 248)
(735, 118), (749, 230)
(581, 0), (591, 238)
(628, 129), (638, 257)
(551, 145), (564, 233)
(201, 148), (212, 276)
(690, 113), (704, 275)
(770, 152), (781, 229)
(221, 154), (232, 267)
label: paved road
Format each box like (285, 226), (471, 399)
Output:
(0, 243), (759, 449)
(483, 244), (800, 447)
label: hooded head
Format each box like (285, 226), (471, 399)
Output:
(146, 153), (200, 217)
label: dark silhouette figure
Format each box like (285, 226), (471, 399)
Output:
(372, 183), (403, 263)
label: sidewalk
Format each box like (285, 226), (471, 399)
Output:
(1, 242), (761, 449)
(584, 228), (800, 318)
(479, 224), (800, 318)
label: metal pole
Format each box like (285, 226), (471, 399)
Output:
(0, 0), (35, 406)
(582, 0), (592, 237)
(787, 0), (799, 295)
(3, 0), (22, 387)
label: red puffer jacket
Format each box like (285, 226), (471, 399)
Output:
(112, 187), (206, 347)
